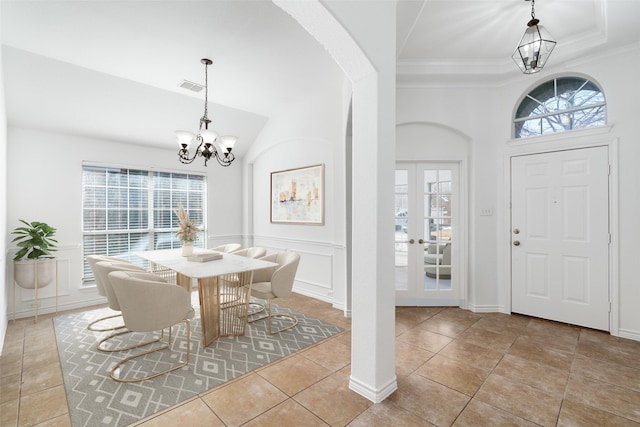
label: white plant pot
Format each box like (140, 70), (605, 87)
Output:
(14, 258), (57, 289)
(181, 242), (194, 257)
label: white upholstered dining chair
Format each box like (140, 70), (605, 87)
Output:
(93, 261), (166, 352)
(211, 243), (242, 253)
(107, 270), (194, 382)
(86, 255), (136, 332)
(248, 251), (300, 334)
(231, 246), (267, 258)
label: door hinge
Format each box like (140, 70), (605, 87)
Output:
(609, 233), (612, 244)
(609, 301), (612, 313)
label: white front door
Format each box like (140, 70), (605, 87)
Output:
(395, 163), (460, 305)
(511, 147), (610, 330)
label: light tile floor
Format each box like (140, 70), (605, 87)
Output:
(2, 293), (640, 426)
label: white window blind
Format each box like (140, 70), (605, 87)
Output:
(82, 165), (206, 284)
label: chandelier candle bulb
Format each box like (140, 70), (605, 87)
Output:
(219, 135), (238, 152)
(175, 131), (195, 149)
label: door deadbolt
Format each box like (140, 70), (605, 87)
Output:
(409, 239), (415, 244)
(513, 228), (520, 234)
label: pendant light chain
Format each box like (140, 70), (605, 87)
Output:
(531, 0), (536, 20)
(201, 61), (209, 130)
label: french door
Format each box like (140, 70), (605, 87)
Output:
(395, 163), (459, 305)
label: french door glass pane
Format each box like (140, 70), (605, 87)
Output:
(395, 170), (409, 291)
(423, 169), (452, 291)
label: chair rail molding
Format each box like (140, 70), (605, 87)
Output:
(253, 234), (338, 249)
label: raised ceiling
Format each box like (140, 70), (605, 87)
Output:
(2, 0), (637, 153)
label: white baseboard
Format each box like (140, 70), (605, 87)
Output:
(467, 304), (506, 313)
(292, 286), (333, 304)
(396, 298), (461, 307)
(618, 328), (640, 342)
(340, 308), (352, 318)
(349, 375), (398, 403)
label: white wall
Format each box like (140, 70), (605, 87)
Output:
(395, 122), (471, 306)
(397, 85), (500, 310)
(495, 49), (640, 340)
(396, 122), (471, 161)
(6, 127), (244, 319)
(396, 45), (640, 339)
(244, 87), (348, 308)
(0, 22), (8, 351)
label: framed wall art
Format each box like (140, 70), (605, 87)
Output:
(270, 163), (324, 225)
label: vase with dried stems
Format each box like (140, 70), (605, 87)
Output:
(175, 205), (198, 256)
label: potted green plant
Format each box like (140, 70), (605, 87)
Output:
(12, 220), (58, 289)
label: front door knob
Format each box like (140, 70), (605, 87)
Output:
(409, 239), (415, 244)
(418, 239), (425, 244)
(513, 240), (520, 246)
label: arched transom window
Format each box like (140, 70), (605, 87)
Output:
(514, 76), (606, 139)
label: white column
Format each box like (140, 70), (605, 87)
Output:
(274, 0), (398, 402)
(349, 70), (397, 402)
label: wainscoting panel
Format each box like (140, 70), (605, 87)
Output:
(253, 236), (338, 303)
(7, 244), (104, 320)
(10, 253), (72, 319)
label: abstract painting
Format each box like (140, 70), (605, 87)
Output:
(271, 164), (324, 224)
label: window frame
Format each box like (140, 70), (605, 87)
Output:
(513, 76), (606, 139)
(81, 163), (207, 285)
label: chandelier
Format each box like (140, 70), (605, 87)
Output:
(176, 58), (237, 167)
(512, 0), (556, 74)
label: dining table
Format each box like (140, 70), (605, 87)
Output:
(135, 248), (277, 347)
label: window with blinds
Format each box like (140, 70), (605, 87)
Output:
(81, 165), (207, 285)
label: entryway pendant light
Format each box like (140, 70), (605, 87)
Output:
(512, 0), (556, 74)
(176, 58), (237, 167)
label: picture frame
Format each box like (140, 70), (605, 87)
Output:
(270, 164), (324, 225)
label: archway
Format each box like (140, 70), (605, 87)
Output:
(274, 1), (398, 402)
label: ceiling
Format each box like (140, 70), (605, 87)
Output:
(397, 0), (639, 84)
(2, 0), (638, 156)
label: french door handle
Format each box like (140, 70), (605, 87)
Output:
(418, 239), (425, 244)
(409, 239), (415, 244)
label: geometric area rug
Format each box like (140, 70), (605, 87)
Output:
(53, 297), (343, 427)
